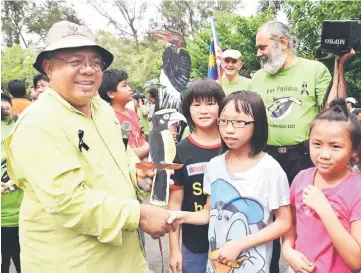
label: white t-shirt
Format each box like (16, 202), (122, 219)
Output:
(203, 152), (289, 273)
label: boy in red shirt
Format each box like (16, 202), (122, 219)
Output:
(99, 69), (149, 160)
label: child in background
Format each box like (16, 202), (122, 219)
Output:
(168, 79), (225, 273)
(282, 98), (361, 273)
(133, 94), (150, 141)
(99, 69), (149, 160)
(169, 91), (292, 273)
(1, 94), (23, 273)
(8, 79), (31, 115)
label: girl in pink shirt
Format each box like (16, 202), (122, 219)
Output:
(282, 98), (361, 273)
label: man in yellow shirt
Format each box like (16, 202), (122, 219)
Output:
(5, 21), (174, 273)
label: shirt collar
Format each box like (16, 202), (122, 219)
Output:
(45, 88), (99, 117)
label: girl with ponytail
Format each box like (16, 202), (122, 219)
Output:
(282, 98), (361, 273)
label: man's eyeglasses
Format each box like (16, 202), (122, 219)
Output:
(53, 57), (106, 71)
(223, 58), (238, 64)
(217, 118), (255, 128)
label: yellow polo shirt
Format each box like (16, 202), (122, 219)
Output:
(5, 89), (149, 273)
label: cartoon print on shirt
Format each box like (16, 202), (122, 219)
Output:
(266, 97), (302, 121)
(207, 179), (266, 273)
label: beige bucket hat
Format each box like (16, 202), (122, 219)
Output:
(33, 21), (113, 74)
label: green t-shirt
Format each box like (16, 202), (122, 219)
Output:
(137, 106), (150, 135)
(250, 57), (331, 146)
(1, 119), (23, 227)
(218, 75), (252, 95)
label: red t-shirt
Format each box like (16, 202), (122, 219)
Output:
(114, 108), (145, 148)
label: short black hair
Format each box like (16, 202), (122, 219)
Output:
(219, 91), (268, 156)
(8, 79), (26, 98)
(149, 88), (157, 99)
(1, 93), (12, 105)
(182, 79), (225, 131)
(33, 74), (49, 87)
(310, 98), (361, 151)
(99, 69), (128, 103)
(133, 93), (145, 104)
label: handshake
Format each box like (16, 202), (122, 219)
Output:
(139, 204), (183, 239)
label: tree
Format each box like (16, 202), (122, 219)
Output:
(257, 0), (283, 15)
(1, 1), (29, 47)
(96, 31), (163, 90)
(1, 0), (82, 47)
(152, 0), (242, 36)
(26, 0), (83, 43)
(1, 45), (38, 92)
(88, 0), (147, 48)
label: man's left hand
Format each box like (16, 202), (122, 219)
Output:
(136, 168), (174, 192)
(337, 48), (355, 64)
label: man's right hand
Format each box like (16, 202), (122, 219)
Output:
(169, 249), (183, 273)
(283, 247), (315, 273)
(139, 204), (177, 239)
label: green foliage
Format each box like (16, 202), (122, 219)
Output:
(1, 0), (82, 48)
(96, 31), (164, 91)
(187, 9), (274, 79)
(286, 0), (361, 101)
(152, 0), (242, 36)
(26, 0), (82, 42)
(1, 1), (29, 47)
(1, 45), (37, 93)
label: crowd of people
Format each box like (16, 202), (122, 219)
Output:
(1, 19), (361, 273)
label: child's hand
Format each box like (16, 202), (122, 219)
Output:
(283, 247), (315, 273)
(213, 240), (241, 267)
(303, 185), (330, 214)
(167, 210), (185, 225)
(169, 249), (182, 273)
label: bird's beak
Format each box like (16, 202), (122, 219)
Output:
(168, 112), (186, 127)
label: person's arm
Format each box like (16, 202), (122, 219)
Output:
(303, 185), (361, 271)
(5, 124), (167, 244)
(168, 189), (184, 273)
(325, 49), (356, 108)
(131, 141), (149, 160)
(282, 207), (315, 273)
(168, 195), (210, 225)
(215, 205), (292, 265)
(141, 105), (149, 117)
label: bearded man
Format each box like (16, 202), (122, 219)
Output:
(250, 21), (355, 273)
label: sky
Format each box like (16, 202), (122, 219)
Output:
(71, 0), (263, 34)
(4, 0), (288, 48)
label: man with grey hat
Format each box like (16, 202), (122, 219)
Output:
(217, 49), (252, 95)
(4, 21), (175, 273)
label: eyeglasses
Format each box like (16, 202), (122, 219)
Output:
(223, 58), (239, 64)
(217, 118), (255, 128)
(53, 57), (106, 71)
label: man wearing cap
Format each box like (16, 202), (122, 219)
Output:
(346, 97), (358, 113)
(5, 21), (175, 273)
(217, 49), (252, 95)
(250, 21), (355, 273)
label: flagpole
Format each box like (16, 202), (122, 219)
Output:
(210, 17), (222, 80)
